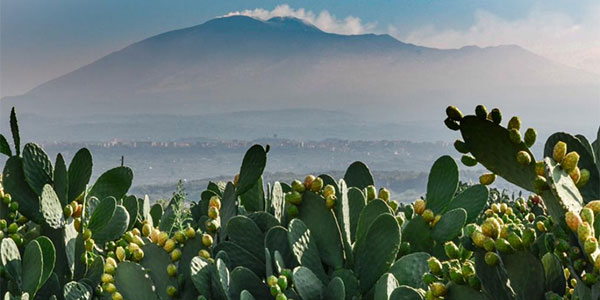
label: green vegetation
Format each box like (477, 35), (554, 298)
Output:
(0, 106), (599, 300)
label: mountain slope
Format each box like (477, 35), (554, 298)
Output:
(2, 15), (598, 125)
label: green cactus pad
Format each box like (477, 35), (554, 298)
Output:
(0, 134), (12, 156)
(1, 238), (22, 285)
(10, 108), (20, 156)
(402, 216), (434, 253)
(502, 251), (545, 299)
(93, 205), (129, 244)
(220, 182), (238, 240)
(333, 180), (352, 252)
(236, 144), (268, 196)
(388, 252), (430, 290)
(541, 252), (566, 295)
(81, 255), (104, 290)
(343, 161), (374, 189)
(265, 226), (298, 270)
(473, 250), (516, 300)
(323, 277), (346, 300)
(226, 215), (266, 262)
(445, 184), (489, 223)
(22, 143), (54, 195)
(374, 273), (399, 300)
(88, 196), (116, 232)
(140, 244), (178, 300)
(445, 283), (486, 300)
(114, 261), (158, 300)
(389, 285), (423, 300)
(292, 266), (324, 300)
(287, 219), (327, 283)
(355, 199), (392, 245)
(54, 154), (68, 207)
(459, 116), (537, 191)
(213, 241), (265, 276)
(239, 177), (265, 212)
(67, 148), (93, 203)
(178, 236), (206, 300)
(199, 189), (218, 217)
(353, 213), (401, 293)
(88, 166), (133, 201)
(230, 266), (271, 300)
(576, 134), (596, 161)
(271, 182), (285, 222)
(149, 203), (163, 226)
(40, 184), (66, 229)
(3, 157), (43, 222)
(544, 132), (599, 201)
(122, 195), (139, 230)
(63, 281), (91, 300)
(212, 258), (231, 300)
(426, 155), (459, 214)
(544, 157), (583, 220)
(190, 256), (215, 298)
(22, 239), (44, 296)
(297, 191), (345, 270)
(240, 290), (257, 300)
(346, 187), (366, 242)
(332, 269), (359, 300)
(247, 212), (279, 233)
(36, 236), (56, 290)
(431, 208), (467, 242)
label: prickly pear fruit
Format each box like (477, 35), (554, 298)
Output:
(323, 185), (336, 198)
(304, 175), (315, 190)
(508, 116), (521, 130)
(267, 275), (278, 287)
(581, 208), (594, 225)
(233, 174), (240, 187)
(287, 204), (298, 217)
(277, 276), (288, 291)
(431, 215), (441, 227)
(291, 180), (305, 193)
(208, 206), (219, 219)
(446, 106), (463, 121)
(569, 167), (581, 185)
(495, 238), (514, 253)
(583, 273), (598, 286)
(490, 108), (502, 124)
(516, 151), (531, 165)
(209, 196), (221, 210)
(414, 199), (426, 215)
(479, 173), (496, 185)
(483, 237), (495, 252)
(166, 286), (177, 297)
(116, 247), (126, 262)
(378, 188), (390, 202)
(509, 129), (521, 144)
(445, 118), (460, 131)
(170, 248), (181, 262)
(325, 195), (336, 209)
(444, 241), (460, 259)
(430, 282), (447, 297)
(310, 177), (323, 192)
(449, 268), (464, 284)
(522, 228), (536, 247)
(366, 185), (376, 201)
(553, 141), (567, 163)
(285, 191), (302, 205)
(484, 252), (500, 266)
(534, 175), (548, 193)
(461, 155), (477, 167)
(562, 152), (580, 171)
(578, 222), (593, 242)
(471, 230), (486, 248)
(454, 140), (469, 154)
(578, 169), (590, 188)
(524, 128), (537, 147)
(506, 232), (523, 250)
(185, 226), (196, 239)
(202, 234), (213, 247)
(584, 237), (598, 254)
(112, 292), (123, 300)
(167, 264), (177, 277)
(163, 239), (176, 253)
(422, 209), (434, 222)
(475, 105), (487, 120)
(481, 218), (500, 239)
(428, 257), (442, 275)
(535, 161), (545, 176)
(585, 201), (600, 213)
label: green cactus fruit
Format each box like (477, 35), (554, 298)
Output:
(522, 228), (536, 247)
(286, 204), (298, 217)
(2, 193), (11, 205)
(322, 184), (336, 198)
(422, 209), (435, 222)
(475, 105), (487, 119)
(554, 239), (570, 253)
(201, 233), (213, 247)
(102, 273), (114, 284)
(399, 241), (411, 256)
(461, 155), (478, 167)
(428, 257), (443, 275)
(454, 140), (470, 154)
(205, 219), (219, 233)
(422, 273), (437, 285)
(446, 106), (463, 121)
(553, 141), (567, 163)
(170, 248), (181, 261)
(291, 180), (305, 193)
(0, 219), (6, 230)
(325, 194), (336, 209)
(444, 118), (460, 131)
(198, 249), (210, 259)
(270, 284), (281, 296)
(495, 238), (514, 253)
(304, 175), (316, 190)
(112, 291), (123, 300)
(366, 185), (376, 201)
(275, 293), (287, 300)
(7, 222), (18, 234)
(163, 239), (176, 253)
(209, 196), (222, 210)
(481, 218), (500, 238)
(577, 169), (590, 188)
(507, 116), (521, 130)
(429, 282), (447, 297)
(85, 239), (95, 252)
(184, 226), (196, 239)
(414, 199), (426, 215)
(585, 201), (600, 214)
(378, 188), (390, 202)
(277, 275), (288, 291)
(524, 128), (537, 147)
(8, 201), (18, 212)
(471, 230), (486, 248)
(516, 151), (532, 165)
(310, 177), (323, 192)
(63, 204), (73, 217)
(578, 222), (593, 241)
(581, 208), (594, 225)
(490, 108), (502, 124)
(583, 273), (598, 286)
(562, 152), (580, 171)
(167, 263), (177, 277)
(468, 275), (481, 290)
(484, 251), (500, 266)
(483, 237), (495, 252)
(444, 241), (460, 259)
(103, 283), (117, 293)
(286, 191), (302, 205)
(389, 201), (398, 212)
(461, 262), (475, 277)
(479, 173), (496, 185)
(569, 167), (581, 184)
(105, 257), (117, 274)
(267, 275), (278, 286)
(508, 129), (521, 144)
(116, 246), (126, 261)
(535, 161), (545, 176)
(584, 237), (598, 254)
(208, 206), (220, 219)
(166, 285), (177, 297)
(449, 267), (465, 284)
(533, 175), (548, 193)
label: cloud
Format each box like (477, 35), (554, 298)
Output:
(223, 4), (376, 35)
(397, 6), (600, 74)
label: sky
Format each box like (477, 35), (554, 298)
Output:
(1, 0), (598, 97)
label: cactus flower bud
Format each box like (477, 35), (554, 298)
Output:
(454, 140), (469, 154)
(569, 167), (581, 184)
(578, 169), (590, 188)
(414, 199), (426, 215)
(304, 175), (316, 190)
(429, 282), (447, 297)
(508, 129), (521, 144)
(422, 209), (434, 223)
(310, 177), (323, 192)
(461, 155), (477, 167)
(475, 105), (487, 119)
(427, 257), (443, 275)
(524, 128), (537, 147)
(449, 267), (465, 284)
(133, 248), (144, 261)
(323, 185), (336, 198)
(516, 151), (532, 165)
(484, 251), (500, 266)
(562, 152), (580, 172)
(291, 180), (305, 193)
(479, 173), (496, 185)
(578, 222), (593, 242)
(209, 196), (222, 210)
(444, 241), (460, 259)
(553, 141), (567, 163)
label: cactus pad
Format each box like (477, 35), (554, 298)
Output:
(426, 155), (459, 214)
(388, 252), (430, 290)
(343, 161), (374, 189)
(88, 166), (133, 201)
(67, 148), (93, 203)
(22, 143), (54, 195)
(292, 266), (324, 300)
(40, 184), (66, 229)
(236, 144), (267, 196)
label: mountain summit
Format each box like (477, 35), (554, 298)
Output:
(2, 16), (598, 122)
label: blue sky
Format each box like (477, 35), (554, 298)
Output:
(1, 0), (598, 97)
